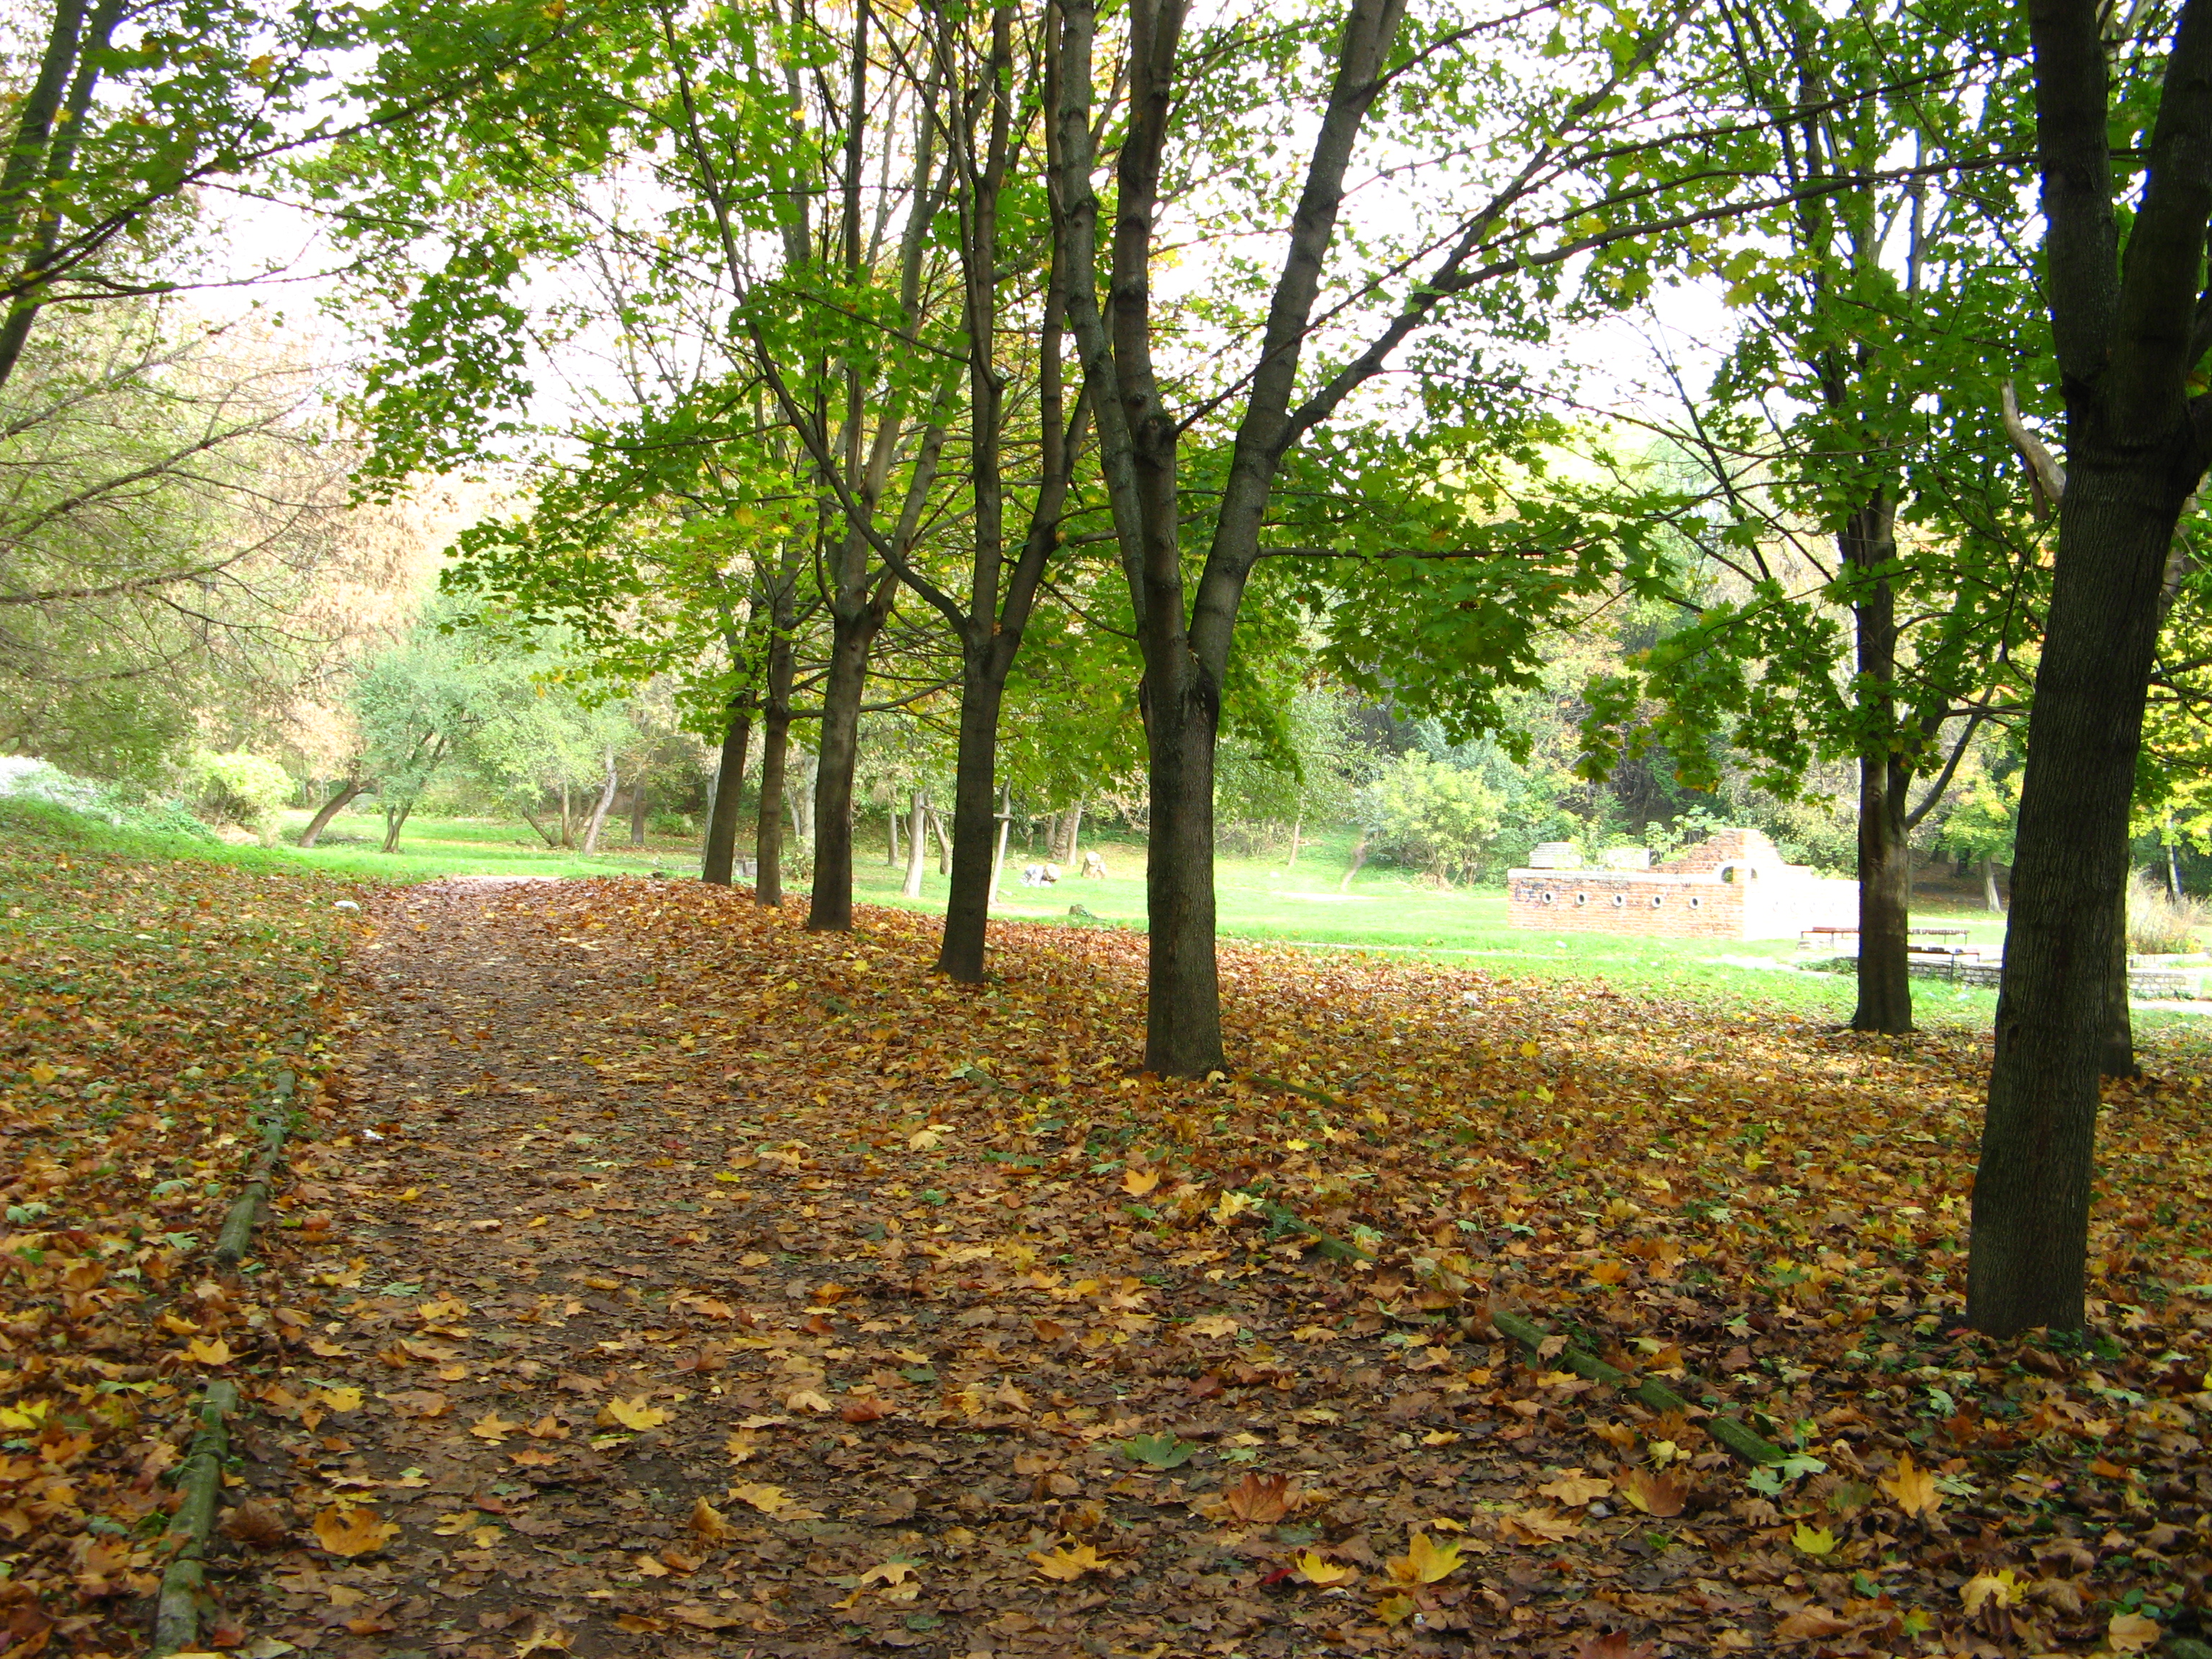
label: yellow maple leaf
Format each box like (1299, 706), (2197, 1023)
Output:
(470, 1412), (521, 1442)
(27, 1061), (57, 1084)
(1388, 1530), (1464, 1585)
(725, 1430), (759, 1463)
(1878, 1451), (1941, 1518)
(182, 1336), (233, 1366)
(688, 1498), (729, 1543)
(318, 1386), (363, 1412)
(1791, 1522), (1838, 1556)
(727, 1482), (790, 1515)
(1961, 1568), (2027, 1614)
(1121, 1166), (1160, 1196)
(312, 1505), (399, 1557)
(596, 1396), (670, 1431)
(1029, 1541), (1103, 1581)
(1534, 1470), (1611, 1508)
(1295, 1551), (1357, 1587)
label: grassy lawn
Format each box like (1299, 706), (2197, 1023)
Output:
(850, 822), (2026, 1030)
(15, 799), (2202, 1040)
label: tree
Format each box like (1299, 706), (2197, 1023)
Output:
(1359, 752), (1504, 884)
(1967, 0), (2212, 1337)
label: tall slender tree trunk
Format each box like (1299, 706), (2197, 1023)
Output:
(1063, 802), (1084, 865)
(1286, 809), (1302, 868)
(381, 801), (414, 855)
(1142, 670), (1226, 1074)
(987, 785), (1012, 909)
(299, 779), (364, 848)
(630, 778), (649, 848)
(902, 791), (927, 899)
(1845, 497), (1914, 1034)
(938, 663), (1010, 978)
(2168, 835), (2185, 899)
(1982, 857), (2003, 912)
(581, 748), (618, 855)
(806, 601), (887, 932)
(559, 781), (573, 848)
(931, 806), (951, 873)
(755, 629), (796, 907)
(887, 800), (901, 865)
(703, 706), (752, 884)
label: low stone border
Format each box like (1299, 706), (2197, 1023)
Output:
(150, 1379), (238, 1657)
(1490, 1306), (1784, 1468)
(150, 1064), (299, 1655)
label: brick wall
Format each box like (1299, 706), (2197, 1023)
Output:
(1506, 829), (1858, 941)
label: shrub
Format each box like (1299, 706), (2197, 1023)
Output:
(1359, 755), (1503, 886)
(2127, 869), (2208, 955)
(0, 757), (216, 840)
(192, 750), (292, 841)
(649, 810), (696, 837)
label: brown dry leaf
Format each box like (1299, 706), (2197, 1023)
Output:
(840, 1395), (889, 1423)
(389, 1389), (449, 1419)
(1878, 1451), (1941, 1518)
(1774, 1608), (1852, 1641)
(1221, 1472), (1300, 1524)
(1535, 1468), (1613, 1508)
(1572, 1636), (1660, 1659)
(311, 1506), (400, 1558)
(1612, 1467), (1688, 1517)
(2107, 1611), (2163, 1655)
(219, 1499), (290, 1547)
(1498, 1507), (1581, 1544)
(688, 1498), (730, 1544)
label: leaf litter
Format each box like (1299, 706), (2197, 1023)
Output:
(3, 856), (2209, 1655)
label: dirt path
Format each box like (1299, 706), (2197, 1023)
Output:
(200, 874), (2181, 1659)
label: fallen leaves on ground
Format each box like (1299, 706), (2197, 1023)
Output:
(11, 850), (2211, 1655)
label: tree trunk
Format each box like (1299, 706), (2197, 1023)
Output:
(1970, 477), (2178, 1337)
(938, 663), (1009, 979)
(755, 629), (796, 907)
(1063, 801), (1084, 865)
(1982, 857), (2003, 912)
(559, 779), (573, 848)
(1286, 809), (1302, 868)
(902, 791), (927, 899)
(1143, 676), (1226, 1075)
(2105, 884), (2138, 1079)
(2168, 835), (2184, 899)
(887, 799), (901, 865)
(630, 778), (648, 848)
(703, 707), (752, 884)
(299, 779), (364, 848)
(987, 785), (1012, 909)
(931, 806), (951, 874)
(1845, 496), (1914, 1035)
(381, 801), (414, 855)
(1339, 831), (1370, 894)
(580, 747), (618, 855)
(516, 804), (560, 848)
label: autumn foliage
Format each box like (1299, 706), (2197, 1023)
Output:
(2, 840), (2209, 1654)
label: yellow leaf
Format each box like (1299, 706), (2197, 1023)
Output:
(160, 1313), (199, 1335)
(182, 1337), (233, 1366)
(727, 1482), (790, 1515)
(688, 1498), (729, 1544)
(1029, 1541), (1103, 1581)
(2108, 1611), (2163, 1655)
(1534, 1470), (1611, 1508)
(1184, 1313), (1239, 1339)
(1121, 1166), (1160, 1196)
(1518, 1041), (1539, 1058)
(471, 1412), (522, 1442)
(1877, 1451), (1941, 1518)
(785, 1389), (832, 1413)
(1961, 1568), (2027, 1614)
(1791, 1522), (1838, 1556)
(1376, 1593), (1417, 1626)
(596, 1396), (670, 1431)
(725, 1430), (759, 1463)
(312, 1505), (399, 1557)
(318, 1386), (363, 1413)
(1295, 1551), (1357, 1586)
(27, 1061), (56, 1084)
(1387, 1530), (1464, 1585)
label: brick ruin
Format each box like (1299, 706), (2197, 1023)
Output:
(1506, 828), (1858, 940)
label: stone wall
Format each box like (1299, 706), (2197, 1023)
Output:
(1506, 828), (1858, 941)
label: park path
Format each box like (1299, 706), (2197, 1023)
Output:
(208, 876), (1789, 1659)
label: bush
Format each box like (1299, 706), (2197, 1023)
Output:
(649, 810), (697, 837)
(192, 750), (292, 841)
(0, 757), (216, 840)
(2128, 869), (2208, 955)
(1360, 755), (1503, 886)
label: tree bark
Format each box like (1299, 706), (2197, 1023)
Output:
(987, 786), (1012, 909)
(887, 799), (901, 865)
(1062, 802), (1084, 865)
(703, 705), (752, 885)
(381, 801), (414, 855)
(1982, 857), (2003, 912)
(1287, 809), (1303, 868)
(805, 585), (892, 932)
(939, 665), (1009, 979)
(1843, 496), (1915, 1034)
(931, 806), (951, 873)
(516, 804), (560, 848)
(902, 791), (927, 899)
(559, 779), (573, 848)
(580, 747), (618, 855)
(629, 778), (648, 848)
(2104, 886), (2138, 1079)
(299, 779), (364, 848)
(1967, 0), (2212, 1338)
(755, 626), (796, 907)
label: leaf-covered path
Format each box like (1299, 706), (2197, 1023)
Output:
(211, 877), (2212, 1659)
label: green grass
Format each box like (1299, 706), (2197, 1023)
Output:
(10, 797), (2203, 1040)
(850, 822), (2023, 1029)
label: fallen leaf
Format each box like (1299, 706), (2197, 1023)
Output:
(1878, 1450), (1941, 1519)
(470, 1411), (522, 1442)
(1535, 1469), (1612, 1508)
(688, 1498), (729, 1544)
(1029, 1541), (1103, 1581)
(727, 1482), (790, 1515)
(311, 1506), (399, 1558)
(2106, 1611), (2162, 1655)
(595, 1396), (670, 1430)
(1222, 1471), (1300, 1524)
(1295, 1551), (1358, 1586)
(1121, 1166), (1160, 1196)
(1612, 1467), (1687, 1517)
(1791, 1522), (1838, 1556)
(1387, 1529), (1464, 1585)
(1961, 1568), (2027, 1614)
